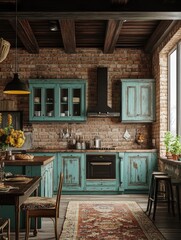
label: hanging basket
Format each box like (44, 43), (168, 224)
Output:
(0, 38), (10, 63)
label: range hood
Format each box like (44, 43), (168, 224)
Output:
(88, 67), (120, 117)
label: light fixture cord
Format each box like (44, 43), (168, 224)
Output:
(15, 0), (18, 73)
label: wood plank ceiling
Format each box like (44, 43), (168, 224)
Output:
(0, 0), (180, 54)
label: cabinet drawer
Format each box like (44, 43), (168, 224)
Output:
(86, 180), (116, 186)
(86, 186), (117, 191)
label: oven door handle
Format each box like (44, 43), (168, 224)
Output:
(90, 162), (112, 166)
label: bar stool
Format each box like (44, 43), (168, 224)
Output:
(148, 175), (175, 220)
(0, 218), (10, 240)
(146, 171), (168, 213)
(171, 178), (181, 220)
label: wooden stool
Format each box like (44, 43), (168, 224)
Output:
(0, 218), (10, 240)
(146, 171), (168, 213)
(171, 179), (181, 220)
(148, 175), (175, 220)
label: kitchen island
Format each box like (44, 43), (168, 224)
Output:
(1, 156), (54, 231)
(4, 155), (54, 197)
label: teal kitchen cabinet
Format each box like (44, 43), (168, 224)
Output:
(61, 153), (85, 191)
(121, 79), (155, 122)
(123, 152), (157, 192)
(28, 152), (59, 193)
(29, 79), (87, 122)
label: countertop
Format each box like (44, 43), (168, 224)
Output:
(27, 148), (157, 153)
(4, 156), (54, 166)
(160, 157), (181, 167)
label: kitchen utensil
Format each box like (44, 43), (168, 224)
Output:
(62, 97), (68, 102)
(34, 97), (40, 103)
(34, 111), (41, 117)
(65, 111), (69, 116)
(123, 129), (131, 141)
(47, 111), (53, 116)
(94, 136), (101, 148)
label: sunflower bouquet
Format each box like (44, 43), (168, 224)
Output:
(0, 113), (25, 149)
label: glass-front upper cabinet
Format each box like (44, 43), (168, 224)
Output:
(29, 79), (86, 122)
(59, 85), (83, 119)
(29, 83), (55, 120)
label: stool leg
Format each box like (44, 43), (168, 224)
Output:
(175, 185), (180, 220)
(169, 181), (175, 216)
(152, 178), (158, 220)
(166, 182), (171, 213)
(146, 177), (154, 212)
(148, 200), (153, 216)
(7, 219), (10, 240)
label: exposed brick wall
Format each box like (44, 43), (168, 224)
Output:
(152, 22), (181, 157)
(0, 48), (153, 149)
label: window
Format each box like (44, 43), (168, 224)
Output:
(168, 48), (177, 135)
(168, 42), (181, 136)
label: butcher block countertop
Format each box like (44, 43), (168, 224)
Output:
(4, 156), (54, 166)
(28, 148), (157, 153)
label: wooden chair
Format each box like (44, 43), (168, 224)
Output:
(22, 173), (63, 240)
(0, 218), (10, 240)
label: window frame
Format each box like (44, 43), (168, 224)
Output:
(168, 42), (181, 136)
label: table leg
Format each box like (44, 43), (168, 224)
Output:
(34, 187), (38, 236)
(15, 199), (20, 240)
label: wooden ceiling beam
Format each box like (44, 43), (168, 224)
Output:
(144, 20), (178, 53)
(59, 19), (76, 53)
(104, 19), (123, 53)
(2, 11), (181, 20)
(9, 19), (39, 53)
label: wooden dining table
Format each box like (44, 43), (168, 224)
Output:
(0, 176), (41, 240)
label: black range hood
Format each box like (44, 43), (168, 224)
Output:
(88, 67), (119, 117)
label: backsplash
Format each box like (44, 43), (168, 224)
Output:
(26, 118), (153, 150)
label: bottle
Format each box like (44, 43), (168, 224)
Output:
(76, 136), (81, 150)
(81, 141), (86, 150)
(0, 162), (5, 181)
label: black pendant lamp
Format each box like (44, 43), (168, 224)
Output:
(3, 73), (30, 94)
(3, 0), (30, 95)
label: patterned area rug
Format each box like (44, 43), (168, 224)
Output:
(60, 201), (165, 240)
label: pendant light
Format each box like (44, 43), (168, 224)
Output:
(3, 0), (30, 95)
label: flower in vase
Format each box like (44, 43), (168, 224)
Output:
(0, 113), (25, 149)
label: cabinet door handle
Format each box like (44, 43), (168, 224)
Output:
(91, 162), (112, 166)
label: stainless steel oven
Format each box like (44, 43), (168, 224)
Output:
(86, 154), (116, 179)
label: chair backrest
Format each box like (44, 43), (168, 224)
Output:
(56, 172), (64, 215)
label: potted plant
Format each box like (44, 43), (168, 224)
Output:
(164, 131), (174, 159)
(170, 135), (181, 160)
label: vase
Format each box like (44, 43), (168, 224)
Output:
(172, 154), (179, 160)
(166, 152), (172, 159)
